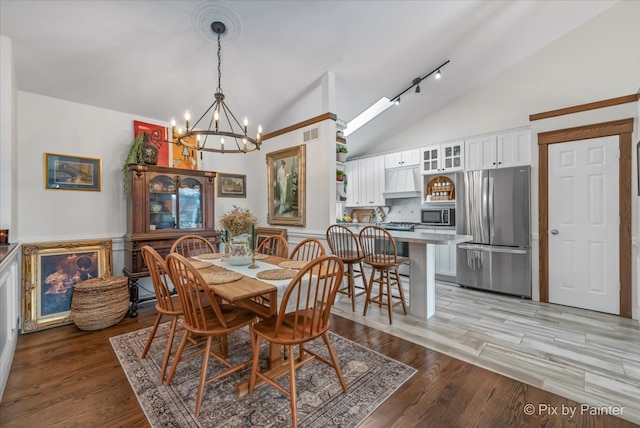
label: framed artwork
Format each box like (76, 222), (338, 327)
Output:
(172, 133), (199, 170)
(21, 239), (113, 333)
(266, 145), (306, 226)
(217, 173), (246, 198)
(44, 153), (101, 191)
(255, 227), (288, 249)
(134, 120), (170, 167)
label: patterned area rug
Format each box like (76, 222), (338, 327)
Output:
(110, 323), (415, 427)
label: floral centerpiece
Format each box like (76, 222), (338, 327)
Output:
(218, 206), (258, 238)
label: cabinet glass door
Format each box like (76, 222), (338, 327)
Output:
(178, 177), (203, 229)
(149, 175), (176, 231)
(422, 147), (439, 173)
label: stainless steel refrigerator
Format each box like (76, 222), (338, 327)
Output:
(455, 166), (531, 298)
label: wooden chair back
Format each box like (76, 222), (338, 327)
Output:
(326, 224), (364, 262)
(358, 225), (399, 266)
(140, 245), (179, 313)
(274, 255), (343, 341)
(255, 234), (289, 258)
(170, 234), (216, 258)
(165, 253), (228, 332)
(289, 238), (326, 261)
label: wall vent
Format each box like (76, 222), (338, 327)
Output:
(303, 127), (319, 142)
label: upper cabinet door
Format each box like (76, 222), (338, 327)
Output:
(465, 130), (531, 170)
(384, 152), (404, 169)
(465, 136), (497, 171)
(385, 149), (420, 169)
(496, 130), (531, 168)
(440, 141), (464, 172)
(420, 145), (441, 174)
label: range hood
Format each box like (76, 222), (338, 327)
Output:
(382, 167), (421, 199)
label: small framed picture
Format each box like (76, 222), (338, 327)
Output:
(44, 153), (101, 191)
(218, 173), (247, 198)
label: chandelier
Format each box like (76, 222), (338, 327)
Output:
(171, 21), (262, 154)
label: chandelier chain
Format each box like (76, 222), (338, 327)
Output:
(216, 32), (222, 94)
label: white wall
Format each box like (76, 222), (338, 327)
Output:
(0, 35), (18, 238)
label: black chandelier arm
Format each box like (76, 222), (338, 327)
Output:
(390, 59), (450, 103)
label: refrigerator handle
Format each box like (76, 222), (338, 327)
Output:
(488, 175), (494, 243)
(482, 176), (490, 243)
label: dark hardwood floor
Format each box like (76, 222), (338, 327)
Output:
(1, 305), (635, 427)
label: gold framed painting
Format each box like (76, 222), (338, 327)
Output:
(266, 145), (306, 226)
(218, 173), (247, 198)
(22, 239), (113, 333)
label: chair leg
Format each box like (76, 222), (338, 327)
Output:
(394, 268), (408, 315)
(160, 316), (179, 380)
(385, 270), (393, 324)
(362, 267), (375, 316)
(194, 336), (213, 417)
(288, 343), (298, 428)
(165, 330), (190, 386)
(321, 332), (347, 393)
(141, 313), (162, 358)
(348, 264), (356, 312)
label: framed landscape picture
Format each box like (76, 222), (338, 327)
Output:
(266, 145), (306, 226)
(44, 153), (101, 191)
(218, 173), (246, 198)
(134, 120), (170, 167)
(21, 239), (113, 332)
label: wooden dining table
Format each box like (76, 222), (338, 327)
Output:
(193, 253), (297, 396)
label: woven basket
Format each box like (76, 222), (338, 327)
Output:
(71, 276), (129, 331)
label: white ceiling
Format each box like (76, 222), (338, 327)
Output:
(0, 0), (618, 157)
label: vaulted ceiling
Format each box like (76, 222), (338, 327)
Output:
(0, 1), (617, 156)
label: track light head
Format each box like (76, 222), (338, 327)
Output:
(394, 97), (400, 105)
(435, 69), (442, 79)
(413, 77), (421, 94)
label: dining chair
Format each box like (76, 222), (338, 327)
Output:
(358, 225), (408, 324)
(248, 255), (347, 428)
(326, 224), (368, 312)
(289, 237), (325, 261)
(139, 245), (183, 381)
(170, 234), (216, 257)
(255, 234), (289, 258)
(165, 252), (256, 417)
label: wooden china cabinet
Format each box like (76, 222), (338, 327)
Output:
(123, 163), (220, 316)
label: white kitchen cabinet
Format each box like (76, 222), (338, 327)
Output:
(385, 149), (420, 169)
(420, 141), (464, 175)
(465, 129), (531, 171)
(345, 156), (385, 207)
(413, 227), (456, 278)
(434, 229), (456, 278)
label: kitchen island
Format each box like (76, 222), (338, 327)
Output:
(346, 226), (471, 319)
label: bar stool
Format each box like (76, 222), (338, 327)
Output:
(326, 224), (368, 312)
(358, 225), (408, 324)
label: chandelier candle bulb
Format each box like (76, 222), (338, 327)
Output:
(243, 117), (248, 134)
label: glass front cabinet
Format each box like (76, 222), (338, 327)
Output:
(124, 163), (219, 281)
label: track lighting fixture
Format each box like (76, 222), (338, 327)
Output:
(413, 78), (421, 93)
(390, 60), (450, 106)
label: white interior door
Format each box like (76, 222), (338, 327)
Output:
(548, 136), (619, 314)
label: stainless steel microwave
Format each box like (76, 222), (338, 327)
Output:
(421, 208), (455, 226)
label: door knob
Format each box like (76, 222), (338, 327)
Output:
(550, 229), (559, 235)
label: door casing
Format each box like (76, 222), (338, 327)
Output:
(538, 118), (633, 318)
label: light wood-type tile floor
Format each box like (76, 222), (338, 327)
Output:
(331, 279), (640, 425)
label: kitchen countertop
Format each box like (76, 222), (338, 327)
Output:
(345, 225), (470, 245)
